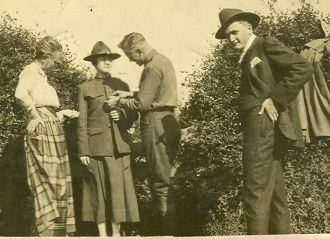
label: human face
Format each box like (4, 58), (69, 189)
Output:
(225, 21), (253, 50)
(42, 51), (62, 70)
(124, 48), (144, 66)
(95, 55), (113, 73)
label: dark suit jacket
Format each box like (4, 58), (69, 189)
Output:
(240, 36), (314, 147)
(77, 76), (138, 157)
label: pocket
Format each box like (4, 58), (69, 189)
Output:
(87, 127), (103, 136)
(259, 113), (271, 138)
(88, 128), (104, 154)
(85, 89), (104, 99)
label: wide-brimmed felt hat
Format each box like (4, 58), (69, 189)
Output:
(83, 41), (121, 62)
(215, 8), (260, 39)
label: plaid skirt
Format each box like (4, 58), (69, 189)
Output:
(24, 107), (75, 236)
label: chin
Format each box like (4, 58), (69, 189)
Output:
(234, 44), (244, 50)
(100, 68), (111, 73)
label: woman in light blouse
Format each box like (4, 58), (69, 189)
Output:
(15, 36), (78, 236)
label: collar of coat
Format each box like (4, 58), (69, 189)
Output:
(95, 72), (112, 80)
(239, 34), (257, 64)
(144, 49), (157, 66)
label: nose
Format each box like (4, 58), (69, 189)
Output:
(228, 34), (235, 43)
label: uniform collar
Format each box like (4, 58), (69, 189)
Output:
(95, 72), (112, 80)
(239, 34), (257, 64)
(144, 49), (157, 66)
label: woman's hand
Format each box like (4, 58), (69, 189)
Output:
(57, 109), (80, 122)
(27, 117), (45, 134)
(110, 110), (120, 121)
(80, 156), (90, 166)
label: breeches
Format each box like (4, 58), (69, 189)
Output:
(140, 111), (181, 203)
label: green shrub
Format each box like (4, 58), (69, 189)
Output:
(175, 0), (330, 235)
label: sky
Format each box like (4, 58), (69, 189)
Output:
(1, 0), (330, 102)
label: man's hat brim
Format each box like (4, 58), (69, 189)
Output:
(83, 52), (121, 62)
(215, 12), (260, 39)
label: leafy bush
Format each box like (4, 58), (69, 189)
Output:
(175, 0), (330, 235)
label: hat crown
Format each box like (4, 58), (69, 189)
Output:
(91, 41), (113, 55)
(219, 8), (244, 26)
(215, 8), (260, 39)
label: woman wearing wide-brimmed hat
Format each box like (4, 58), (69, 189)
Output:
(15, 36), (78, 236)
(77, 41), (140, 236)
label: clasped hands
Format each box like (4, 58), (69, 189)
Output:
(104, 90), (134, 121)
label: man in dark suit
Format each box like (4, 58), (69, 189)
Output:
(215, 9), (313, 235)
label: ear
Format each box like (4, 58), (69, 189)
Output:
(136, 48), (143, 54)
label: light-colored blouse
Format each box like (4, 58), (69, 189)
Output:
(15, 62), (60, 113)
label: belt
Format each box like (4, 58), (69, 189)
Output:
(36, 106), (57, 117)
(149, 106), (175, 113)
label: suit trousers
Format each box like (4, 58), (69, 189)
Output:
(242, 107), (290, 235)
(140, 110), (180, 212)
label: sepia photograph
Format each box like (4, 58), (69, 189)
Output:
(0, 0), (329, 238)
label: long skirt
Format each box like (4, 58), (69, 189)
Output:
(81, 155), (140, 224)
(24, 107), (75, 236)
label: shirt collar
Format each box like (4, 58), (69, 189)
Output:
(144, 49), (157, 66)
(95, 72), (112, 80)
(31, 61), (46, 77)
(239, 34), (256, 64)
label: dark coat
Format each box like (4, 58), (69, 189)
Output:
(240, 36), (314, 147)
(77, 76), (138, 157)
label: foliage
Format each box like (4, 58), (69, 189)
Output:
(175, 0), (330, 235)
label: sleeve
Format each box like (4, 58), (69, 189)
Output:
(116, 82), (139, 129)
(265, 37), (314, 109)
(118, 67), (161, 111)
(15, 68), (40, 119)
(77, 85), (89, 157)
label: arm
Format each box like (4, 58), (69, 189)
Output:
(15, 68), (45, 133)
(118, 67), (161, 111)
(265, 37), (314, 110)
(77, 85), (90, 158)
(15, 68), (40, 119)
(116, 83), (139, 128)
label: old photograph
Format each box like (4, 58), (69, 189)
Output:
(0, 0), (329, 237)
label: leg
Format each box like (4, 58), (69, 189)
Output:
(242, 108), (278, 234)
(111, 222), (121, 237)
(269, 137), (290, 234)
(141, 112), (180, 235)
(89, 157), (108, 236)
(104, 155), (139, 235)
(97, 222), (107, 237)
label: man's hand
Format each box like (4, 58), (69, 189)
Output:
(27, 117), (45, 134)
(258, 98), (278, 123)
(105, 96), (120, 109)
(110, 110), (120, 121)
(113, 90), (134, 98)
(80, 155), (90, 166)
